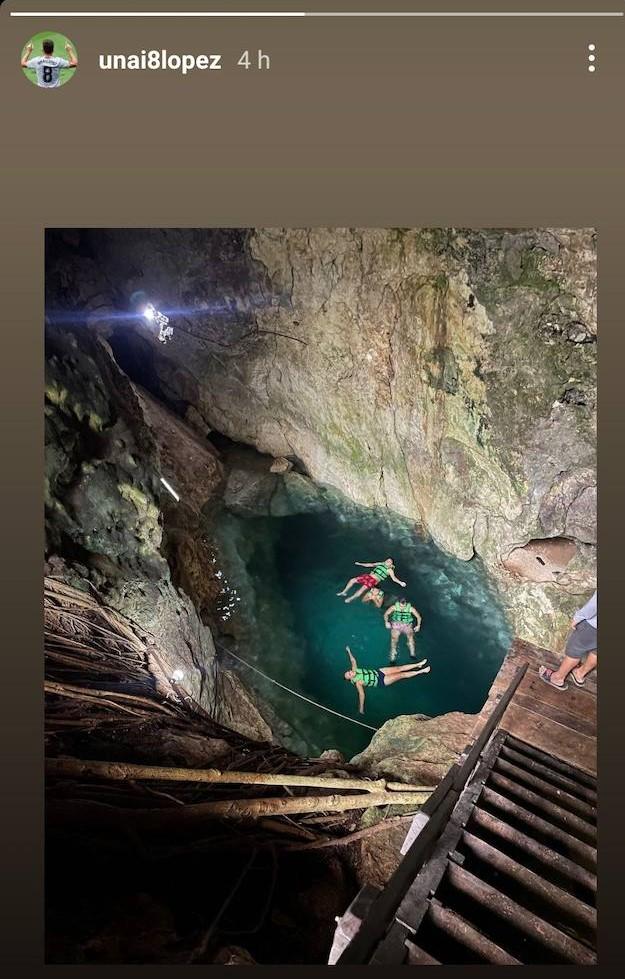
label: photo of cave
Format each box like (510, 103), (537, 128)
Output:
(44, 229), (596, 965)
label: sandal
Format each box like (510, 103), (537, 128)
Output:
(538, 665), (568, 691)
(571, 670), (586, 688)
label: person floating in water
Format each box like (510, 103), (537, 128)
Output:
(344, 646), (430, 714)
(337, 557), (406, 604)
(384, 598), (422, 663)
(361, 586), (385, 608)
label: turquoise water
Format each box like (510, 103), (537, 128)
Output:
(215, 504), (511, 759)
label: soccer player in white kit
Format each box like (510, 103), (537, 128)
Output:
(21, 38), (77, 88)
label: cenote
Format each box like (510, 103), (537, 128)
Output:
(213, 495), (512, 760)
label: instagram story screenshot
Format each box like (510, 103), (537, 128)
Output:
(0, 0), (621, 971)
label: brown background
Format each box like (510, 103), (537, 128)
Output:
(0, 0), (621, 970)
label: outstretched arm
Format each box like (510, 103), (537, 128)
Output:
(65, 42), (78, 67)
(354, 561), (376, 568)
(21, 42), (33, 67)
(412, 607), (422, 631)
(346, 646), (357, 671)
(388, 569), (406, 587)
(356, 682), (366, 715)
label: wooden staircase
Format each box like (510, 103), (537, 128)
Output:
(332, 646), (597, 966)
(395, 731), (596, 965)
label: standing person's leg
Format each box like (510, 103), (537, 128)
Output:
(572, 651), (597, 685)
(407, 629), (417, 659)
(540, 656), (579, 688)
(539, 621), (597, 689)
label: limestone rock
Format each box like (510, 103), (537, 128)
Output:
(354, 819), (410, 890)
(539, 467), (597, 545)
(270, 456), (294, 473)
(44, 326), (219, 713)
(223, 465), (329, 518)
(316, 749), (345, 765)
(566, 486), (597, 545)
(351, 710), (476, 785)
(184, 404), (212, 437)
(216, 669), (273, 743)
(223, 467), (280, 516)
(135, 385), (224, 515)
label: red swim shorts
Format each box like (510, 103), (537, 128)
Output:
(356, 574), (378, 589)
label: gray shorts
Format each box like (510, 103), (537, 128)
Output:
(565, 620), (597, 660)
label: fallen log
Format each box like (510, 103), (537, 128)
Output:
(47, 789), (432, 827)
(46, 756), (432, 796)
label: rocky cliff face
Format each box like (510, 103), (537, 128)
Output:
(47, 228), (595, 649)
(44, 324), (270, 740)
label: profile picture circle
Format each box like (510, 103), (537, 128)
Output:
(21, 31), (78, 89)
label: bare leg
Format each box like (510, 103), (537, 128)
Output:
(573, 651), (597, 683)
(382, 662), (428, 677)
(407, 631), (416, 659)
(384, 666), (431, 685)
(346, 586), (367, 604)
(337, 577), (359, 597)
(389, 629), (400, 663)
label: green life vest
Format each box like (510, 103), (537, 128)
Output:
(373, 563), (391, 581)
(390, 602), (414, 624)
(352, 668), (379, 688)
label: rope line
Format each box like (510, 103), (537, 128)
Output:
(216, 642), (379, 733)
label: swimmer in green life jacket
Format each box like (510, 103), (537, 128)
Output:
(362, 587), (404, 610)
(361, 586), (385, 609)
(384, 598), (422, 663)
(344, 646), (430, 714)
(337, 557), (406, 604)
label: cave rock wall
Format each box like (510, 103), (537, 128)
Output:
(46, 229), (597, 649)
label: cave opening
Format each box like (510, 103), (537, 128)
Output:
(211, 498), (512, 761)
